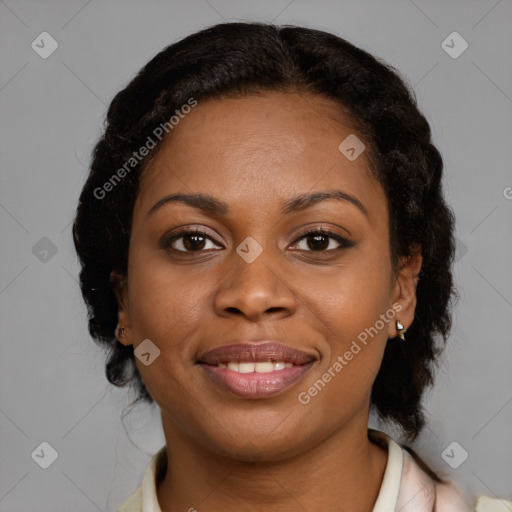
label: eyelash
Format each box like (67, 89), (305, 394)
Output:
(162, 226), (353, 255)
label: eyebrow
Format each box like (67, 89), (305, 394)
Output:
(146, 189), (369, 219)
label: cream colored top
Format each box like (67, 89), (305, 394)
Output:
(117, 429), (511, 512)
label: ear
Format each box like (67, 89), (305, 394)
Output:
(109, 269), (132, 346)
(388, 243), (422, 339)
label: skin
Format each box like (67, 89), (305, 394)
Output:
(112, 91), (422, 512)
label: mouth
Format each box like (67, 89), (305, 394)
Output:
(196, 342), (317, 399)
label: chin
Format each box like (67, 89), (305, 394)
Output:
(196, 415), (317, 463)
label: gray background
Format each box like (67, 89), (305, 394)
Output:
(1, 0), (511, 510)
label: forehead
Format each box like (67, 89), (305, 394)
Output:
(136, 91), (385, 222)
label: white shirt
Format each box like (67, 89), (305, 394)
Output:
(117, 429), (511, 512)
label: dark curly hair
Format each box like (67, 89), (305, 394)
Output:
(72, 21), (457, 446)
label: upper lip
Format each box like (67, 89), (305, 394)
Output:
(197, 342), (317, 366)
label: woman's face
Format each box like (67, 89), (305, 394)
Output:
(114, 91), (421, 461)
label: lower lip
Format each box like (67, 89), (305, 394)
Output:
(199, 362), (315, 399)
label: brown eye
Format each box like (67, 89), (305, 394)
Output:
(292, 228), (353, 252)
(161, 226), (353, 256)
(163, 229), (222, 253)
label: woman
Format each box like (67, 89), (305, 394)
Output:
(72, 22), (510, 512)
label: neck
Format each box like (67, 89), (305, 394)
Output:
(156, 410), (388, 512)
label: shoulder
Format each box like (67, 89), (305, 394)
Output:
(117, 487), (142, 512)
(474, 495), (512, 512)
(393, 435), (511, 512)
(415, 455), (512, 512)
(435, 480), (512, 512)
(116, 444), (167, 512)
(412, 455), (512, 512)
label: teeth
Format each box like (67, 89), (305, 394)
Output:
(217, 361), (293, 373)
(239, 362), (255, 374)
(254, 362), (273, 373)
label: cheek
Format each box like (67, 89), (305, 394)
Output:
(126, 253), (200, 406)
(312, 247), (392, 339)
(126, 243), (204, 338)
(125, 245), (216, 392)
(303, 245), (392, 392)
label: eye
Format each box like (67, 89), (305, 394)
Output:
(163, 228), (222, 253)
(162, 226), (353, 255)
(292, 227), (353, 252)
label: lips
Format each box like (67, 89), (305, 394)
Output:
(197, 342), (316, 366)
(197, 342), (317, 399)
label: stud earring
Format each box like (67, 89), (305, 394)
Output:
(396, 320), (407, 341)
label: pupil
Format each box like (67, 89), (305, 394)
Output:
(184, 235), (205, 251)
(308, 234), (328, 251)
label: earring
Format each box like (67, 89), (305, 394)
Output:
(117, 326), (125, 339)
(396, 320), (407, 341)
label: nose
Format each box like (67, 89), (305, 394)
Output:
(213, 245), (297, 323)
